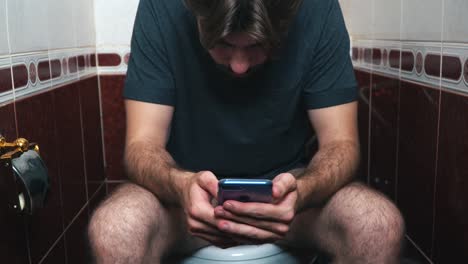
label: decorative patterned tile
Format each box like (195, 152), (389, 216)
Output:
(96, 47), (130, 75)
(12, 63), (28, 89)
(353, 40), (468, 95)
(98, 53), (121, 67)
(37, 60), (51, 82)
(0, 66), (12, 93)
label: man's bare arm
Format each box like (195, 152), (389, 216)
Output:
(124, 100), (191, 206)
(296, 101), (360, 211)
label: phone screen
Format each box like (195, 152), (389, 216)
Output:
(218, 178), (273, 205)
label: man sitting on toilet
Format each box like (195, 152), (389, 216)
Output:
(88, 0), (405, 263)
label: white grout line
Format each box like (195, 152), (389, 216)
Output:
(405, 235), (434, 264)
(394, 0), (403, 204)
(96, 63), (108, 171)
(431, 0), (446, 258)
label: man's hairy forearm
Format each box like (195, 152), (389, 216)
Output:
(124, 140), (191, 206)
(296, 140), (360, 211)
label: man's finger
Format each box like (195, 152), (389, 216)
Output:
(216, 219), (283, 243)
(272, 173), (297, 199)
(214, 207), (289, 236)
(197, 171), (219, 198)
(222, 198), (295, 223)
(187, 217), (226, 236)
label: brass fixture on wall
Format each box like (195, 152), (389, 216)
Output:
(0, 136), (49, 214)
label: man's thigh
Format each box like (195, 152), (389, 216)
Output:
(279, 181), (403, 255)
(95, 183), (209, 258)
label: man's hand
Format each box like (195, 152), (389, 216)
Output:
(213, 173), (298, 244)
(182, 171), (238, 248)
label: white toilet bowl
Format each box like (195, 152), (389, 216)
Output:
(177, 243), (315, 264)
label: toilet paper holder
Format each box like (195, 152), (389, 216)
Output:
(0, 136), (49, 214)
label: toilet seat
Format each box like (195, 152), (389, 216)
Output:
(192, 244), (285, 261)
(177, 243), (313, 264)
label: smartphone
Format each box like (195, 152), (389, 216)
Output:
(218, 178), (273, 205)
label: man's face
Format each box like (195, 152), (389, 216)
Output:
(208, 32), (269, 78)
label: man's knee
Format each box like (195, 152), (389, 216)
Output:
(88, 183), (165, 260)
(331, 183), (405, 252)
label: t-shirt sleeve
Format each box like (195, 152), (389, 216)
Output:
(123, 0), (175, 106)
(302, 0), (358, 110)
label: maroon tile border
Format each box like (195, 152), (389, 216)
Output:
(124, 53), (130, 65)
(78, 55), (85, 71)
(51, 59), (62, 79)
(425, 54), (441, 78)
(372, 48), (382, 65)
(401, 51), (415, 72)
(62, 58), (68, 75)
(352, 47), (359, 61)
(0, 67), (12, 93)
(464, 59), (468, 84)
(364, 48), (372, 64)
(389, 49), (401, 69)
(29, 62), (37, 85)
(38, 60), (51, 81)
(383, 49), (388, 67)
(69, 56), (78, 74)
(441, 55), (462, 81)
(90, 54), (97, 67)
(12, 64), (28, 89)
(98, 53), (121, 67)
(416, 52), (424, 75)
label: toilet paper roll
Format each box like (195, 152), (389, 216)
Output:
(12, 150), (49, 214)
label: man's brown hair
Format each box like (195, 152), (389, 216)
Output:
(184, 0), (303, 50)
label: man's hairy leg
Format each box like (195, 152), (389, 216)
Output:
(284, 182), (405, 264)
(88, 183), (207, 264)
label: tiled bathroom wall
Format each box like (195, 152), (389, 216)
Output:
(94, 0), (138, 189)
(0, 0), (106, 263)
(340, 0), (468, 262)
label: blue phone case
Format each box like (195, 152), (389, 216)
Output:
(218, 178), (273, 205)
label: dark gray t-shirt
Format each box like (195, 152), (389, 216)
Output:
(124, 0), (357, 179)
